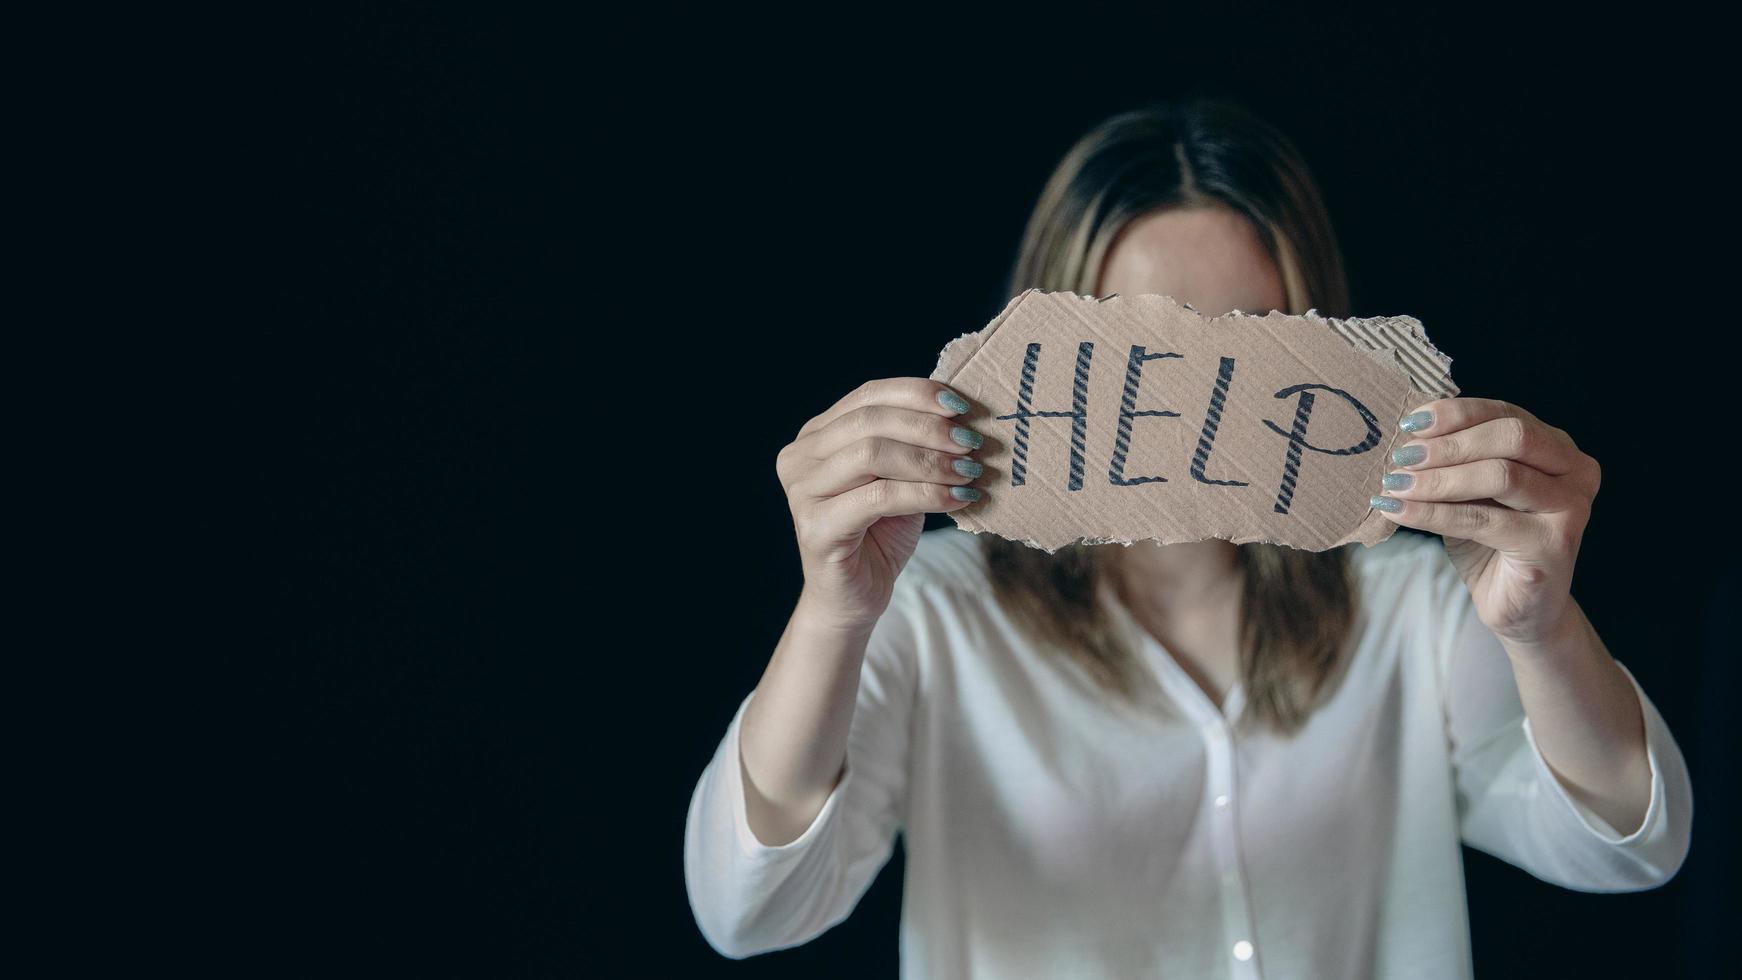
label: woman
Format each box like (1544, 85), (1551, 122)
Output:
(683, 98), (1692, 978)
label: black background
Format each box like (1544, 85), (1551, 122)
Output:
(248, 6), (1738, 976)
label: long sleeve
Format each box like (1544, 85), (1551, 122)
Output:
(683, 588), (920, 959)
(1433, 546), (1694, 892)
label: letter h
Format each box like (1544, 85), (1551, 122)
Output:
(997, 342), (1094, 490)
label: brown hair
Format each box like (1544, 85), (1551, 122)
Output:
(986, 97), (1358, 732)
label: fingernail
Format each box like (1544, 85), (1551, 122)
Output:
(1391, 445), (1426, 466)
(951, 486), (982, 501)
(1369, 494), (1403, 513)
(951, 427), (984, 450)
(1399, 410), (1434, 433)
(1381, 472), (1413, 491)
(937, 389), (970, 415)
(953, 458), (984, 478)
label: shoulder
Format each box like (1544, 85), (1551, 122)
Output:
(1348, 528), (1452, 588)
(1347, 529), (1475, 665)
(891, 526), (994, 603)
(862, 528), (998, 673)
(1347, 529), (1470, 618)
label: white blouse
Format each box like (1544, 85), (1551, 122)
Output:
(684, 529), (1692, 978)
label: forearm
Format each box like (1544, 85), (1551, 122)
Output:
(738, 591), (876, 846)
(1500, 599), (1652, 835)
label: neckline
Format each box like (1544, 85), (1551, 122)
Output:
(1100, 581), (1247, 726)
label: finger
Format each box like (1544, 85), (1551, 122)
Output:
(792, 437), (985, 499)
(1367, 496), (1544, 551)
(1378, 457), (1577, 514)
(1395, 397), (1562, 441)
(796, 404), (986, 461)
(1390, 415), (1583, 476)
(810, 479), (981, 539)
(799, 378), (973, 438)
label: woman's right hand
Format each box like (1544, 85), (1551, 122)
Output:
(776, 378), (987, 629)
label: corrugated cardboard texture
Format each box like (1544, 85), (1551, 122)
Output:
(930, 290), (1458, 552)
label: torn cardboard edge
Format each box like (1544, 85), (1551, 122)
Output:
(929, 289), (1459, 553)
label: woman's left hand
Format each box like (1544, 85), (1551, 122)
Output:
(1370, 397), (1601, 645)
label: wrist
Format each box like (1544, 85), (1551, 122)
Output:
(792, 588), (881, 642)
(1499, 597), (1586, 661)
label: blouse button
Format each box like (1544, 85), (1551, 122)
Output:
(1214, 794), (1230, 809)
(1233, 940), (1254, 961)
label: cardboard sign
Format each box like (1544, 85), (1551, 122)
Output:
(930, 290), (1458, 551)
